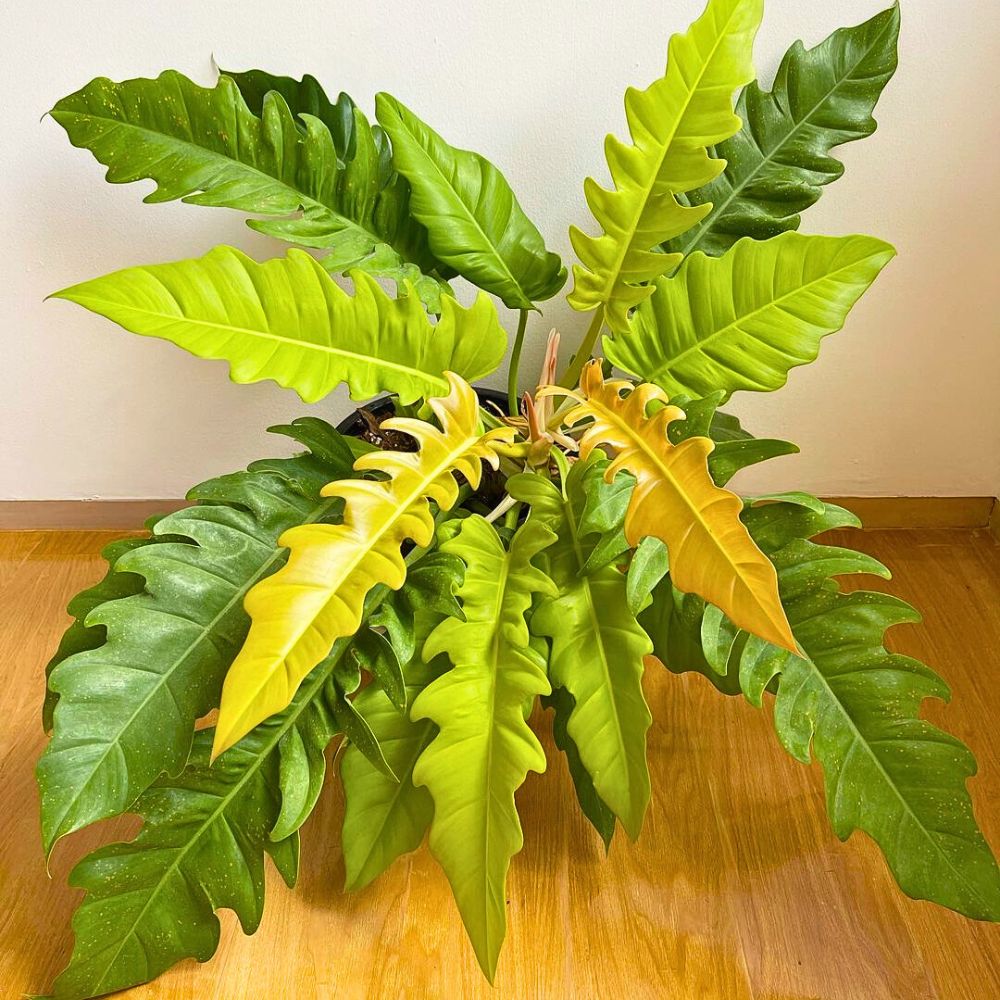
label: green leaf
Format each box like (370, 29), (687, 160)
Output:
(341, 656), (441, 892)
(375, 93), (566, 308)
(512, 463), (653, 840)
(568, 0), (763, 332)
(542, 686), (617, 849)
(412, 516), (555, 980)
(37, 419), (356, 855)
(50, 633), (362, 1000)
(51, 71), (441, 284)
(605, 232), (895, 398)
(666, 4), (901, 257)
(52, 246), (506, 404)
(626, 537), (669, 616)
(716, 499), (1000, 920)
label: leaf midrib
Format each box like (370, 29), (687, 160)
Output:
(676, 18), (896, 256)
(58, 293), (451, 395)
(45, 495), (342, 851)
(596, 1), (744, 306)
(53, 106), (379, 253)
(625, 241), (885, 385)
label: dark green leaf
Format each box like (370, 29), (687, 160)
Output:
(38, 420), (356, 855)
(666, 4), (901, 256)
(375, 93), (566, 308)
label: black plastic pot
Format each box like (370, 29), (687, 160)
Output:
(335, 385), (510, 436)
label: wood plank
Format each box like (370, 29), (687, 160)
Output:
(0, 528), (998, 998)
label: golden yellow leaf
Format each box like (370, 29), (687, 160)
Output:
(545, 361), (796, 654)
(212, 373), (514, 758)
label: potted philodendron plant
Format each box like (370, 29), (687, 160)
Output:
(36, 0), (999, 996)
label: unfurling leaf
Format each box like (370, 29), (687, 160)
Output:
(412, 516), (554, 980)
(605, 233), (895, 397)
(213, 375), (514, 757)
(511, 465), (653, 840)
(375, 93), (566, 308)
(38, 420), (356, 856)
(568, 0), (763, 332)
(666, 4), (901, 257)
(544, 363), (796, 654)
(52, 247), (505, 404)
(714, 499), (1000, 921)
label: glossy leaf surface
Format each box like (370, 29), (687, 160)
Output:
(53, 247), (506, 404)
(413, 516), (554, 980)
(666, 4), (901, 256)
(376, 93), (566, 308)
(213, 375), (514, 756)
(606, 233), (895, 397)
(38, 420), (355, 855)
(568, 0), (762, 331)
(512, 465), (653, 840)
(548, 363), (796, 653)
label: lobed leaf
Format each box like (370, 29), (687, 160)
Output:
(605, 233), (895, 397)
(568, 0), (762, 332)
(213, 375), (514, 756)
(546, 363), (796, 654)
(376, 93), (566, 308)
(52, 246), (506, 405)
(51, 71), (444, 292)
(38, 420), (356, 855)
(666, 4), (901, 256)
(413, 516), (555, 980)
(705, 499), (1000, 920)
(512, 465), (653, 840)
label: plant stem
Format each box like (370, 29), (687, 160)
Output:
(559, 308), (604, 388)
(506, 310), (529, 416)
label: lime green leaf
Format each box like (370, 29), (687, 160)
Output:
(667, 4), (901, 256)
(512, 464), (653, 840)
(713, 499), (1000, 920)
(626, 536), (669, 615)
(606, 233), (895, 397)
(341, 657), (441, 892)
(37, 420), (356, 856)
(412, 516), (555, 980)
(568, 0), (763, 332)
(51, 71), (441, 283)
(375, 93), (566, 308)
(52, 246), (506, 404)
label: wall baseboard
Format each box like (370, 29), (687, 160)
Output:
(0, 500), (188, 530)
(1, 496), (997, 532)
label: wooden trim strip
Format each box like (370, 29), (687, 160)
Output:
(824, 496), (996, 531)
(0, 500), (187, 531)
(0, 496), (997, 532)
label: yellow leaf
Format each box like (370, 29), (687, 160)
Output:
(212, 373), (513, 758)
(546, 361), (796, 654)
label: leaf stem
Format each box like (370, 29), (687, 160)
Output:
(559, 309), (604, 388)
(507, 309), (529, 416)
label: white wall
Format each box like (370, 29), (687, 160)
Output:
(2, 0), (998, 500)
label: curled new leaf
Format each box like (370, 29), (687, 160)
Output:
(543, 362), (796, 654)
(52, 247), (506, 404)
(213, 375), (514, 756)
(568, 0), (762, 332)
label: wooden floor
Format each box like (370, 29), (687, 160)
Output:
(1, 527), (999, 999)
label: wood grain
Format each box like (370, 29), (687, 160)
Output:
(1, 527), (998, 998)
